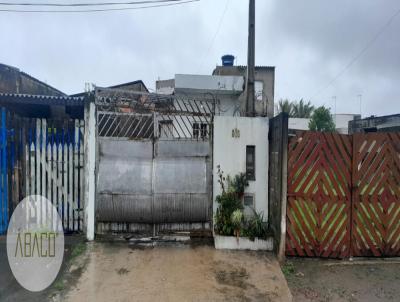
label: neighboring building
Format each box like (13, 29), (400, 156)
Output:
(289, 118), (310, 131)
(102, 80), (148, 93)
(0, 63), (65, 96)
(156, 55), (275, 118)
(213, 64), (275, 118)
(0, 63), (83, 118)
(157, 74), (244, 117)
(289, 113), (361, 134)
(349, 114), (400, 134)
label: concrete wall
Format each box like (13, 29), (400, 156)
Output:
(213, 116), (269, 221)
(175, 74), (244, 94)
(289, 118), (310, 130)
(213, 66), (275, 118)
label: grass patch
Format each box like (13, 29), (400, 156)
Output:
(53, 279), (65, 291)
(71, 242), (87, 260)
(282, 261), (296, 277)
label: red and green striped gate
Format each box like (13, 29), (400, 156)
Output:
(286, 131), (400, 258)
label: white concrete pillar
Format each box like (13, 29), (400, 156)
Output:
(84, 99), (96, 241)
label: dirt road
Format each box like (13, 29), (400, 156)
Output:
(284, 258), (400, 302)
(63, 240), (292, 302)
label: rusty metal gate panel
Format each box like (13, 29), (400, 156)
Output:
(286, 131), (352, 258)
(352, 133), (400, 257)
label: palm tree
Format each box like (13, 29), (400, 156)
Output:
(292, 99), (314, 118)
(276, 99), (294, 116)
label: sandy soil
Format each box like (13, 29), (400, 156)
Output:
(284, 258), (400, 302)
(64, 241), (292, 302)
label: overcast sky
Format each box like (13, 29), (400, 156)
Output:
(0, 0), (399, 117)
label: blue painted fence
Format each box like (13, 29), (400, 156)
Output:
(0, 109), (85, 235)
(0, 108), (8, 234)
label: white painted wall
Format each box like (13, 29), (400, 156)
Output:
(289, 114), (359, 133)
(334, 114), (360, 134)
(289, 118), (310, 130)
(84, 101), (96, 241)
(213, 116), (269, 221)
(175, 74), (244, 94)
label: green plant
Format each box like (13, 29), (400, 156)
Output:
(309, 106), (336, 132)
(276, 99), (295, 116)
(215, 167), (269, 239)
(216, 165), (226, 194)
(292, 99), (314, 118)
(214, 192), (243, 236)
(241, 209), (268, 240)
(214, 166), (244, 236)
(227, 173), (248, 195)
(231, 209), (243, 239)
(281, 261), (296, 277)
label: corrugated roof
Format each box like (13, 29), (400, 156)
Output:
(0, 92), (84, 106)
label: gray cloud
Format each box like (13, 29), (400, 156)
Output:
(0, 0), (399, 116)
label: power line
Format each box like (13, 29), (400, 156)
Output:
(196, 0), (229, 73)
(310, 6), (400, 100)
(0, 0), (182, 7)
(0, 0), (198, 12)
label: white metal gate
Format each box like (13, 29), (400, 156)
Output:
(24, 118), (85, 232)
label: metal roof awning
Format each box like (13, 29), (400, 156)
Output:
(0, 92), (85, 107)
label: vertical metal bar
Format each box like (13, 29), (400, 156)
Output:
(35, 119), (41, 225)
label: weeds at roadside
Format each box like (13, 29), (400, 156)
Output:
(281, 261), (296, 277)
(71, 242), (87, 259)
(53, 280), (65, 291)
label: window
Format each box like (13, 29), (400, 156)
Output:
(255, 81), (264, 102)
(193, 123), (199, 138)
(193, 123), (208, 139)
(243, 194), (255, 208)
(200, 123), (208, 138)
(246, 145), (255, 180)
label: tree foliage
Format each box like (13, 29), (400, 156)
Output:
(276, 98), (314, 118)
(308, 106), (336, 132)
(292, 99), (314, 118)
(276, 99), (294, 116)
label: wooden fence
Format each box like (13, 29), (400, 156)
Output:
(10, 117), (85, 232)
(352, 133), (400, 257)
(286, 131), (400, 258)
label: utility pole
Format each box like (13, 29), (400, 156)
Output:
(246, 0), (255, 117)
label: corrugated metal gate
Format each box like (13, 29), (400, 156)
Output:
(95, 88), (214, 233)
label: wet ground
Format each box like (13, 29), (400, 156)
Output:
(62, 238), (292, 302)
(0, 235), (86, 302)
(283, 258), (400, 302)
